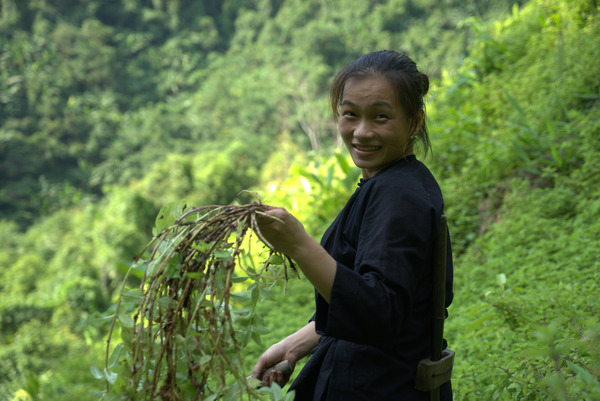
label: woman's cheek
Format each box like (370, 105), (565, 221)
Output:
(338, 121), (352, 139)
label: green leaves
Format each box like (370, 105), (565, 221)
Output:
(99, 203), (298, 400)
(430, 2), (600, 399)
(267, 254), (285, 265)
(1, 0), (598, 400)
(90, 362), (117, 385)
(259, 383), (296, 401)
(153, 200), (188, 235)
(116, 312), (134, 329)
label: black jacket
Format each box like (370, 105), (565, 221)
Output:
(289, 155), (453, 400)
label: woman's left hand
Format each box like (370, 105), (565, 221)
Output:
(255, 206), (310, 258)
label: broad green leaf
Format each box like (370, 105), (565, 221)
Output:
(231, 292), (250, 301)
(267, 254), (284, 265)
(117, 313), (134, 329)
(108, 343), (123, 369)
(192, 241), (212, 253)
(465, 313), (497, 333)
(334, 152), (350, 174)
(90, 363), (104, 380)
(88, 390), (106, 398)
(104, 368), (118, 385)
(246, 377), (261, 388)
(233, 308), (251, 316)
(214, 249), (232, 259)
(566, 361), (596, 386)
(157, 296), (172, 309)
(122, 288), (144, 303)
(197, 355), (212, 365)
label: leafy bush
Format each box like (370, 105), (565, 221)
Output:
(2, 0), (599, 400)
(429, 1), (600, 399)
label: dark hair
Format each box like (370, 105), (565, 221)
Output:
(330, 50), (431, 156)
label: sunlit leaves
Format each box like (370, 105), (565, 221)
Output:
(100, 203), (297, 400)
(2, 0), (599, 400)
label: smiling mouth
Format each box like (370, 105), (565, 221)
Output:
(354, 145), (381, 152)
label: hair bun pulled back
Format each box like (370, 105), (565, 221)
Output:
(419, 72), (429, 96)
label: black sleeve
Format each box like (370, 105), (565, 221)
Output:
(315, 178), (436, 345)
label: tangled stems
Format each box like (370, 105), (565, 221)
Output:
(104, 203), (297, 400)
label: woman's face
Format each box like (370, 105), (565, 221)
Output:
(338, 75), (419, 179)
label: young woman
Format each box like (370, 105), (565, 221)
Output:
(251, 50), (453, 400)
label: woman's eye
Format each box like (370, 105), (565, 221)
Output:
(375, 113), (389, 120)
(342, 110), (356, 117)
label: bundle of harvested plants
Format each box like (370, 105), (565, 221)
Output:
(99, 201), (297, 400)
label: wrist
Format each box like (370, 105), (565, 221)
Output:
(286, 232), (321, 262)
(286, 236), (337, 302)
(282, 322), (320, 363)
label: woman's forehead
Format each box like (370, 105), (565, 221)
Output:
(342, 76), (398, 104)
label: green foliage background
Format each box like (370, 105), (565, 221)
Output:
(1, 0), (599, 399)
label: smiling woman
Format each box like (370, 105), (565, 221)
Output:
(330, 50), (432, 178)
(337, 75), (418, 179)
(251, 50), (452, 401)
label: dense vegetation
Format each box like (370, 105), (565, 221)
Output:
(1, 0), (598, 400)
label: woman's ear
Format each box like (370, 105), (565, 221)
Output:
(411, 110), (424, 136)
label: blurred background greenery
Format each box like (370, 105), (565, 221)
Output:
(1, 0), (598, 399)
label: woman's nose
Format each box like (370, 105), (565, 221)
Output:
(354, 119), (374, 137)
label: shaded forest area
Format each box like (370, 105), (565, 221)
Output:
(1, 0), (516, 228)
(1, 0), (599, 400)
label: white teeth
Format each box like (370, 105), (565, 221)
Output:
(355, 145), (380, 151)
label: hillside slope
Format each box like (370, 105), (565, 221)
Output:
(1, 0), (598, 400)
(427, 0), (599, 398)
(251, 1), (600, 399)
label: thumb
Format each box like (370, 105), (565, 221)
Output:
(251, 358), (269, 379)
(256, 206), (286, 224)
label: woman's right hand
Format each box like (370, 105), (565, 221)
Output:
(251, 341), (296, 387)
(250, 321), (321, 388)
